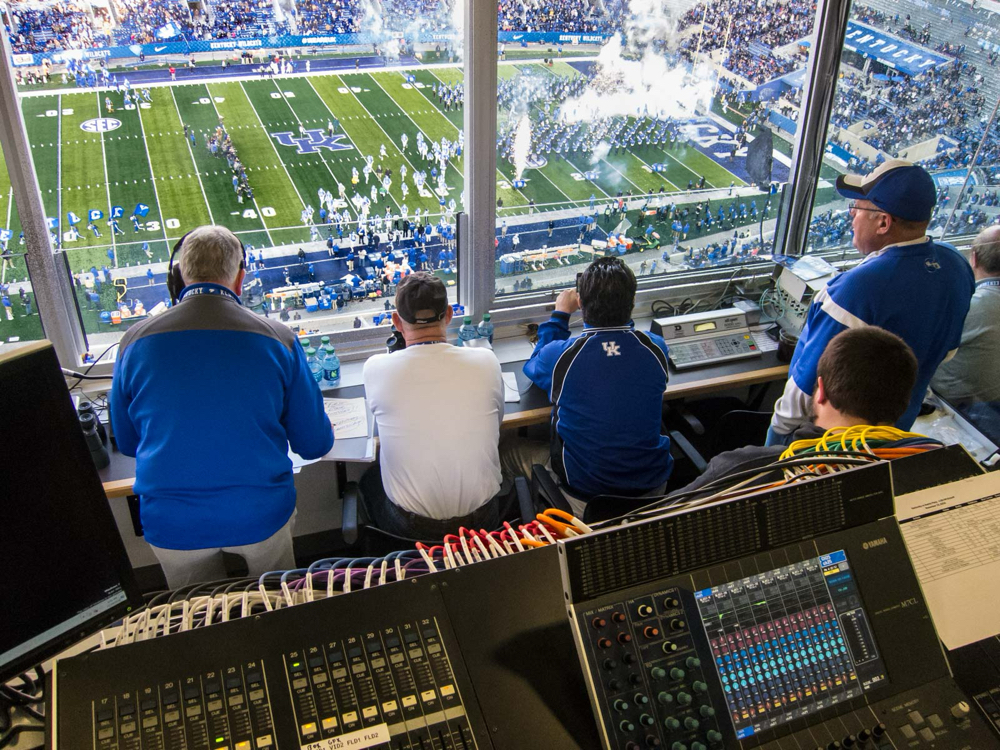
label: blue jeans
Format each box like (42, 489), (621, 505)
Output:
(764, 425), (797, 448)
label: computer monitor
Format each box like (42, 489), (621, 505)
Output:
(0, 341), (142, 682)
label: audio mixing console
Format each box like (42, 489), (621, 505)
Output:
(560, 462), (1000, 750)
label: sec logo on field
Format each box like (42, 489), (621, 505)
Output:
(80, 118), (122, 133)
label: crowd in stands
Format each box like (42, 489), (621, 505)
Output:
(677, 0), (812, 84)
(109, 0), (196, 45)
(208, 0), (290, 38)
(295, 0), (362, 35)
(7, 1), (108, 54)
(497, 0), (611, 33)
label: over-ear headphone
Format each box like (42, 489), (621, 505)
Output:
(167, 230), (246, 303)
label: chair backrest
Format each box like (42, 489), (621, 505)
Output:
(581, 494), (659, 524)
(708, 410), (773, 458)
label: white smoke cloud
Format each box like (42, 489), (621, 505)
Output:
(513, 114), (532, 180)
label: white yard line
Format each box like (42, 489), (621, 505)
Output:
(168, 86), (216, 226)
(132, 101), (172, 250)
(94, 93), (119, 265)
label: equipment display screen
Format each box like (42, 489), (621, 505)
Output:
(694, 551), (887, 740)
(693, 321), (718, 332)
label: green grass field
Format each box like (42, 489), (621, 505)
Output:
(5, 62), (751, 276)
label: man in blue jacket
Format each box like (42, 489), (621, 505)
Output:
(767, 160), (975, 445)
(111, 226), (334, 588)
(515, 257), (673, 515)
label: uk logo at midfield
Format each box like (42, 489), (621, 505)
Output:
(80, 118), (122, 133)
(271, 130), (352, 155)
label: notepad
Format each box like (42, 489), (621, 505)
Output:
(324, 397), (369, 440)
(503, 372), (520, 403)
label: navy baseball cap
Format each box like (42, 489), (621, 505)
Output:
(835, 159), (937, 222)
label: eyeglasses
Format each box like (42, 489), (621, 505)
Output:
(848, 201), (885, 215)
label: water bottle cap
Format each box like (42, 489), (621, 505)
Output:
(321, 336), (330, 344)
(327, 346), (335, 353)
(463, 316), (472, 324)
(300, 338), (311, 347)
(482, 313), (491, 321)
(306, 347), (317, 355)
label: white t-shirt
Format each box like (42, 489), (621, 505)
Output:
(363, 343), (504, 519)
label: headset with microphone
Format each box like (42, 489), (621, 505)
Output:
(166, 230), (247, 304)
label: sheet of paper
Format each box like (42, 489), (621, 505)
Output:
(895, 472), (1000, 649)
(324, 397), (369, 440)
(503, 371), (520, 403)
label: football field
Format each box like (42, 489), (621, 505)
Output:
(3, 60), (750, 278)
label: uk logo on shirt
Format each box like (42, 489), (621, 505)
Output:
(602, 341), (622, 357)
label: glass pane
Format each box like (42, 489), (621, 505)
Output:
(0, 148), (44, 346)
(494, 0), (817, 298)
(14, 29), (462, 347)
(808, 0), (1000, 258)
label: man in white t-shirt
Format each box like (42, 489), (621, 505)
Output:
(361, 272), (507, 538)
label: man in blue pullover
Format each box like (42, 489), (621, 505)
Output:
(767, 160), (975, 445)
(515, 257), (673, 516)
(110, 226), (334, 588)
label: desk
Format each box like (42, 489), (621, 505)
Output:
(100, 351), (788, 498)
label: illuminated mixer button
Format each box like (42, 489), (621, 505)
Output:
(657, 692), (673, 705)
(593, 617), (607, 630)
(693, 681), (708, 694)
(614, 700), (630, 713)
(670, 619), (686, 632)
(637, 604), (654, 618)
(685, 657), (701, 669)
(640, 714), (655, 727)
(604, 659), (618, 670)
(670, 668), (685, 681)
(676, 693), (692, 706)
(651, 668), (666, 680)
(619, 633), (633, 645)
(699, 706), (716, 718)
(598, 638), (613, 649)
(706, 730), (723, 744)
(684, 717), (699, 731)
(634, 694), (649, 706)
(661, 641), (679, 654)
(620, 720), (636, 733)
(613, 612), (627, 624)
(663, 717), (681, 731)
(644, 626), (660, 639)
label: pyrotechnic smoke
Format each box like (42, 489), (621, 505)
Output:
(590, 141), (611, 165)
(513, 114), (532, 181)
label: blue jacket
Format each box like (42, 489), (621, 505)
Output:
(110, 283), (334, 550)
(524, 312), (673, 497)
(772, 238), (975, 434)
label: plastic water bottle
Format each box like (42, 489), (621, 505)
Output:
(299, 337), (311, 351)
(322, 345), (341, 388)
(457, 316), (479, 346)
(476, 313), (494, 344)
(320, 335), (330, 348)
(305, 347), (323, 384)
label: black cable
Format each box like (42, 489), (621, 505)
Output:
(67, 341), (119, 390)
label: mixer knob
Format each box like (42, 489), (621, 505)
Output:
(613, 612), (627, 623)
(663, 597), (680, 608)
(634, 693), (649, 706)
(691, 743), (707, 750)
(705, 729), (723, 744)
(670, 618), (686, 631)
(646, 737), (661, 748)
(699, 705), (716, 718)
(644, 626), (660, 639)
(619, 633), (633, 645)
(872, 723), (887, 738)
(623, 653), (636, 665)
(670, 743), (687, 750)
(651, 667), (666, 680)
(629, 674), (643, 686)
(685, 657), (701, 669)
(857, 729), (871, 742)
(604, 658), (618, 671)
(676, 692), (693, 706)
(626, 743), (640, 750)
(684, 717), (699, 731)
(951, 701), (971, 721)
(827, 742), (842, 750)
(592, 617), (607, 629)
(661, 641), (679, 654)
(638, 604), (654, 617)
(693, 681), (708, 694)
(663, 717), (681, 731)
(598, 638), (612, 649)
(608, 679), (623, 691)
(842, 735), (857, 748)
(613, 699), (629, 712)
(640, 713), (655, 726)
(657, 691), (673, 705)
(620, 719), (636, 732)
(670, 668), (686, 681)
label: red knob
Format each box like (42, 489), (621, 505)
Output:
(592, 617), (607, 629)
(643, 626), (660, 639)
(618, 633), (633, 644)
(598, 638), (612, 649)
